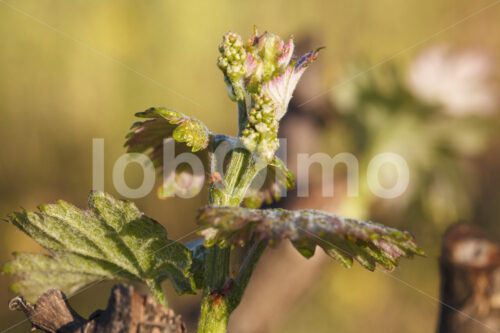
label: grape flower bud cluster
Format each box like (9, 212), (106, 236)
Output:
(217, 28), (321, 162)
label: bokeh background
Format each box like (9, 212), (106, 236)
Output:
(1, 1), (499, 332)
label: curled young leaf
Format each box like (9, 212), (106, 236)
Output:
(127, 107), (212, 153)
(197, 206), (424, 271)
(3, 191), (195, 304)
(125, 107), (213, 198)
(262, 47), (323, 121)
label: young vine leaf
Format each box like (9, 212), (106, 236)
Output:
(125, 107), (212, 198)
(127, 107), (212, 153)
(198, 206), (424, 271)
(2, 191), (195, 304)
(125, 107), (293, 204)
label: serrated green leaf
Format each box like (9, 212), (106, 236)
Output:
(127, 107), (212, 153)
(3, 191), (195, 304)
(243, 157), (295, 208)
(3, 252), (132, 303)
(125, 107), (213, 199)
(197, 206), (424, 271)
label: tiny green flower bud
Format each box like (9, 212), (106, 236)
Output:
(217, 28), (321, 161)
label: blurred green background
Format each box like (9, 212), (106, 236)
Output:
(1, 0), (499, 332)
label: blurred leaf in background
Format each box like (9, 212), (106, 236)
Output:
(329, 45), (498, 228)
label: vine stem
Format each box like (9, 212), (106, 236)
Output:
(147, 280), (168, 307)
(198, 99), (267, 332)
(197, 240), (267, 332)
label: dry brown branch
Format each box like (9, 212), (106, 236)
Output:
(9, 284), (186, 333)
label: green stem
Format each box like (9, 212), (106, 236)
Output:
(147, 280), (168, 307)
(227, 240), (268, 310)
(204, 244), (230, 291)
(198, 291), (231, 332)
(237, 99), (247, 136)
(209, 147), (259, 207)
(199, 136), (264, 332)
(197, 241), (267, 333)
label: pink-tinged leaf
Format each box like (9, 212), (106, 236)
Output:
(262, 47), (322, 120)
(244, 54), (258, 76)
(295, 47), (323, 71)
(197, 206), (424, 271)
(277, 38), (295, 70)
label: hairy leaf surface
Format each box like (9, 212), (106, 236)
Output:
(198, 206), (424, 271)
(127, 107), (212, 153)
(3, 192), (195, 303)
(125, 107), (212, 198)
